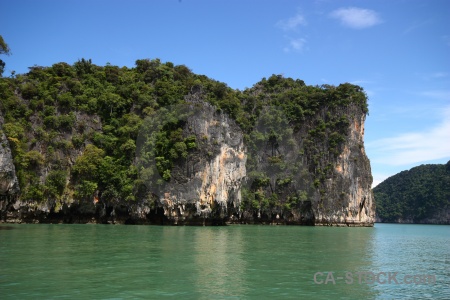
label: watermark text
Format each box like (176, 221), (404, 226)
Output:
(313, 271), (436, 285)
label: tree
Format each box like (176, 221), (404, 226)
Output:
(0, 35), (11, 76)
(72, 144), (105, 180)
(373, 161), (450, 223)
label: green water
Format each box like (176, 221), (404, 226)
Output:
(0, 224), (449, 299)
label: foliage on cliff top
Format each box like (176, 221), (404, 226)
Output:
(0, 58), (369, 205)
(373, 161), (450, 223)
(0, 35), (11, 77)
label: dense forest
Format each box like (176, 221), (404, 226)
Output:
(0, 57), (373, 225)
(373, 161), (450, 224)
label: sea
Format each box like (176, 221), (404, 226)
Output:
(0, 223), (449, 299)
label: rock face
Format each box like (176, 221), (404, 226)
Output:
(313, 106), (374, 226)
(0, 111), (20, 197)
(0, 62), (374, 226)
(0, 112), (20, 221)
(231, 104), (374, 226)
(0, 100), (374, 226)
(137, 102), (247, 225)
(0, 132), (19, 197)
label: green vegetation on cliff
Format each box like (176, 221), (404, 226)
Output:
(0, 35), (11, 77)
(373, 161), (450, 223)
(0, 58), (369, 221)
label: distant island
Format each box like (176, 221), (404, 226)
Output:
(0, 58), (374, 226)
(374, 161), (450, 224)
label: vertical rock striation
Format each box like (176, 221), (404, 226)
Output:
(0, 132), (19, 197)
(137, 101), (247, 225)
(0, 61), (374, 226)
(0, 112), (20, 221)
(233, 103), (374, 226)
(0, 110), (20, 198)
(0, 100), (374, 226)
(313, 106), (374, 226)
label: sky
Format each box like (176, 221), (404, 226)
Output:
(1, 0), (449, 187)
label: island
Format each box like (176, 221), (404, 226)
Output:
(0, 59), (374, 226)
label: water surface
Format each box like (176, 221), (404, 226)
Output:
(0, 224), (448, 299)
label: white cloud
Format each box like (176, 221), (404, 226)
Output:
(330, 7), (382, 29)
(430, 72), (448, 79)
(350, 80), (374, 85)
(420, 90), (450, 101)
(403, 20), (431, 34)
(368, 106), (450, 166)
(416, 71), (449, 81)
(276, 13), (308, 53)
(283, 37), (307, 52)
(276, 13), (307, 31)
(372, 172), (392, 188)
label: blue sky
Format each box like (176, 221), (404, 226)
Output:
(1, 0), (449, 186)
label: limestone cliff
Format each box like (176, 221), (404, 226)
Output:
(0, 110), (19, 194)
(136, 101), (246, 225)
(0, 60), (374, 226)
(232, 103), (374, 226)
(0, 131), (19, 197)
(312, 105), (374, 226)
